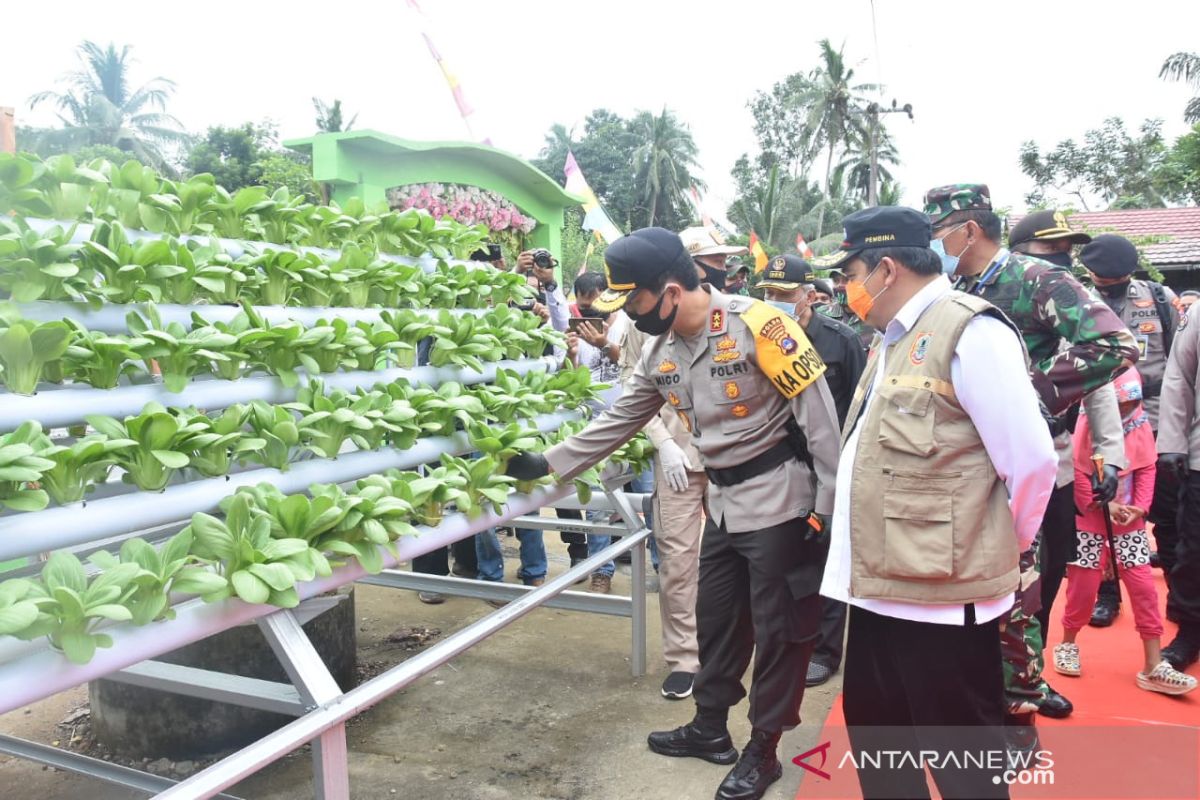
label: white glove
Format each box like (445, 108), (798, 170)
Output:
(657, 439), (694, 493)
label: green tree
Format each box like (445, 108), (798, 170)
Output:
(628, 107), (705, 229)
(313, 98), (358, 133)
(1019, 117), (1175, 209)
(1165, 123), (1200, 204)
(185, 123), (271, 191)
(833, 124), (899, 205)
(1160, 52), (1200, 124)
(747, 73), (822, 180)
(28, 41), (189, 172)
(800, 39), (879, 238)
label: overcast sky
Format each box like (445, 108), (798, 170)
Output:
(4, 0), (1198, 225)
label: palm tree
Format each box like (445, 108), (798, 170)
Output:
(833, 125), (900, 203)
(1160, 52), (1200, 123)
(313, 98), (358, 133)
(29, 41), (188, 170)
(628, 108), (706, 228)
(800, 40), (879, 238)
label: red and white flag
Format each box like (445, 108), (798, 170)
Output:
(796, 232), (814, 259)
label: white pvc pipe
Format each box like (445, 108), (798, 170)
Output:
(0, 356), (558, 430)
(0, 481), (578, 714)
(13, 301), (479, 331)
(0, 409), (576, 562)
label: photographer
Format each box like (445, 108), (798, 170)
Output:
(513, 248), (566, 332)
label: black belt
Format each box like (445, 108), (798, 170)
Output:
(705, 440), (797, 488)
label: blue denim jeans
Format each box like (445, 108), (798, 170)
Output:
(589, 467), (656, 577)
(476, 527), (547, 583)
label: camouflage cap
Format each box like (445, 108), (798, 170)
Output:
(923, 184), (992, 223)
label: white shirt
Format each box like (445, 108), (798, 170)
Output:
(820, 276), (1058, 625)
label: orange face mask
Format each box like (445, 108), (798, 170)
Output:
(846, 264), (888, 323)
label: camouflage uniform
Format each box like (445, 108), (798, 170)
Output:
(924, 184), (1140, 715)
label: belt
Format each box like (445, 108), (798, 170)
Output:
(705, 440), (797, 488)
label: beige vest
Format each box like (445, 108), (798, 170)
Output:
(843, 292), (1021, 604)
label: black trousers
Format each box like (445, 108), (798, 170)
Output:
(1037, 481), (1079, 636)
(844, 607), (1009, 800)
(554, 508), (589, 561)
(811, 598), (847, 671)
(692, 515), (824, 734)
(412, 537), (477, 576)
(1167, 470), (1200, 632)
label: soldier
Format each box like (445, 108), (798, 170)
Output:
(679, 226), (748, 293)
(1005, 216), (1130, 644)
(923, 185), (1138, 752)
(506, 227), (840, 800)
(1073, 234), (1183, 626)
(1157, 302), (1200, 669)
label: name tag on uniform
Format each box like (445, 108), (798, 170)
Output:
(739, 302), (827, 399)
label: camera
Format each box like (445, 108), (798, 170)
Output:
(532, 249), (557, 270)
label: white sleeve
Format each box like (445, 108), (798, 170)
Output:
(951, 315), (1058, 551)
(545, 284), (570, 333)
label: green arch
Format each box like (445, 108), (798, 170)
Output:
(285, 130), (582, 257)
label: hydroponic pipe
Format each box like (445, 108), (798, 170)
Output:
(0, 409), (577, 563)
(22, 218), (483, 273)
(0, 356), (559, 431)
(0, 480), (578, 714)
(12, 301), (479, 332)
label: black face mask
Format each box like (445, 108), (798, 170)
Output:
(1097, 280), (1131, 300)
(579, 306), (609, 320)
(698, 263), (727, 292)
(1037, 251), (1074, 269)
(628, 288), (679, 336)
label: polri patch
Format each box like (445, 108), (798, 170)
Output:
(909, 332), (933, 365)
(724, 381), (740, 399)
(759, 316), (799, 356)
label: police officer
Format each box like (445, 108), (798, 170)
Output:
(759, 255), (867, 687)
(923, 185), (1138, 751)
(506, 227), (840, 800)
(1075, 233), (1183, 627)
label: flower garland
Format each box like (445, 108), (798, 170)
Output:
(387, 183), (536, 234)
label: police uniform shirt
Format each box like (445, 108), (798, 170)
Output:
(802, 311), (867, 426)
(545, 287), (841, 533)
(820, 277), (1058, 624)
(1103, 278), (1179, 428)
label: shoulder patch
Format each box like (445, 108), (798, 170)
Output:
(710, 309), (725, 333)
(739, 301), (826, 399)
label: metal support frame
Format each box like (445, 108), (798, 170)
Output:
(0, 734), (244, 799)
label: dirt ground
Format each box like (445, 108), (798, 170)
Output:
(0, 534), (840, 800)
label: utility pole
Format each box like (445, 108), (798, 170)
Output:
(0, 107), (15, 155)
(866, 99), (913, 206)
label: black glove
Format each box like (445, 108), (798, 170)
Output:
(1158, 453), (1189, 481)
(803, 512), (832, 544)
(506, 452), (551, 481)
(1090, 464), (1120, 503)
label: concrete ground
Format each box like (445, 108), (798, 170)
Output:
(0, 532), (840, 800)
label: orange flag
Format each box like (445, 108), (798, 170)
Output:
(749, 231), (769, 273)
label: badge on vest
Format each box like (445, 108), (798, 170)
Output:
(659, 360), (677, 373)
(712, 350), (741, 363)
(667, 391), (681, 406)
(731, 403), (750, 418)
(739, 302), (827, 399)
(909, 332), (933, 366)
(717, 336), (737, 351)
(677, 410), (692, 432)
(724, 381), (740, 399)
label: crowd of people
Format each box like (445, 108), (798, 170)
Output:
(448, 183), (1200, 800)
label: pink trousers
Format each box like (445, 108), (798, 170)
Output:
(1061, 543), (1164, 640)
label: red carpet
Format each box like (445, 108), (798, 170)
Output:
(795, 569), (1200, 799)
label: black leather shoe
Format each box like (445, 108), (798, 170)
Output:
(716, 734), (782, 800)
(1162, 635), (1200, 672)
(1004, 712), (1041, 771)
(805, 661), (834, 687)
(648, 723), (737, 765)
(1089, 600), (1120, 627)
(1037, 685), (1073, 719)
